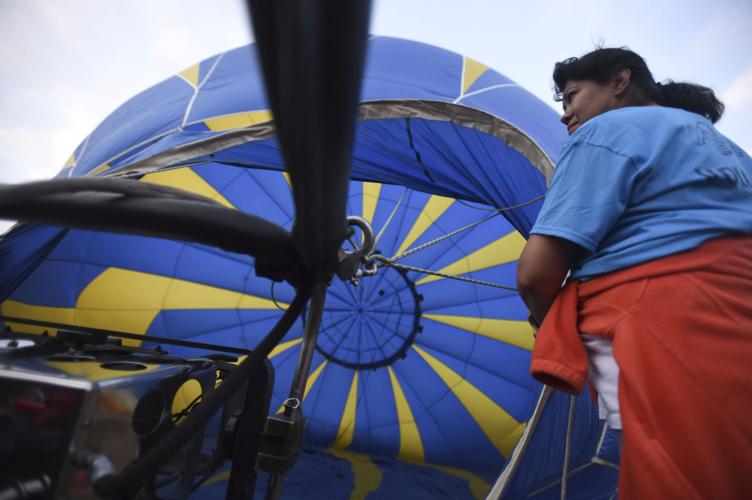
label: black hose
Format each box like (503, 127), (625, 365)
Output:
(91, 284), (313, 499)
(246, 0), (371, 278)
(0, 316), (252, 355)
(0, 180), (300, 283)
(0, 476), (51, 500)
(0, 178), (221, 206)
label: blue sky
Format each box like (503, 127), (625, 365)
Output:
(1, 0), (750, 232)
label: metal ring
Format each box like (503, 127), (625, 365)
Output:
(283, 398), (301, 410)
(345, 215), (375, 256)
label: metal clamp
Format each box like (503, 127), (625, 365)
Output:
(335, 216), (376, 284)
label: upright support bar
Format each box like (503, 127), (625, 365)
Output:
(486, 385), (554, 499)
(262, 282), (328, 500)
(285, 282), (328, 414)
(560, 395), (576, 500)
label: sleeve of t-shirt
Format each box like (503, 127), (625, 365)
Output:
(530, 139), (638, 252)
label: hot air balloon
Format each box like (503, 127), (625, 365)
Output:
(0, 36), (619, 499)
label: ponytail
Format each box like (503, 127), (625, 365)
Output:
(655, 81), (724, 123)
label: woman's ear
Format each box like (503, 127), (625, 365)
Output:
(612, 68), (632, 97)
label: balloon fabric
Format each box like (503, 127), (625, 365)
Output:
(0, 37), (620, 499)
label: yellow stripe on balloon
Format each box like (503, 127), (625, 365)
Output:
(328, 449), (383, 500)
(142, 167), (235, 208)
(394, 195), (454, 257)
(304, 360), (329, 401)
(172, 378), (202, 426)
(202, 470), (230, 487)
(462, 57), (488, 94)
(178, 63), (200, 88)
(422, 314), (534, 351)
(333, 371), (359, 449)
(92, 269), (282, 310)
(416, 230), (525, 285)
(199, 452), (385, 500)
(427, 464), (490, 499)
(411, 345), (524, 458)
(45, 360), (161, 382)
(387, 367), (425, 462)
(0, 300), (157, 347)
(203, 110), (273, 131)
(1, 267), (287, 347)
(362, 182), (382, 225)
(63, 153), (76, 168)
(86, 163), (110, 176)
(269, 338), (302, 358)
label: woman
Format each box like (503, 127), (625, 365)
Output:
(516, 47), (752, 499)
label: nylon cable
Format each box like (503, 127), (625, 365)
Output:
(370, 187), (408, 253)
(561, 395), (576, 500)
(388, 194), (545, 262)
(389, 210), (500, 262)
(367, 194), (546, 292)
(456, 193), (545, 212)
(371, 256), (517, 291)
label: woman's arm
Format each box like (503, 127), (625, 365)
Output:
(516, 234), (585, 325)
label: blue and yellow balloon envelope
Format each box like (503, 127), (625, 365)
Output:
(0, 37), (616, 499)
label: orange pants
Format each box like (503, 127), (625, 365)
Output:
(532, 235), (752, 499)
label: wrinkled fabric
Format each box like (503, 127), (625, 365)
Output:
(531, 235), (752, 499)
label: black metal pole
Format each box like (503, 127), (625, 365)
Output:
(225, 359), (275, 499)
(263, 282), (328, 500)
(284, 282), (327, 415)
(92, 285), (312, 499)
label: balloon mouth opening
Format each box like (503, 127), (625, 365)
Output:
(315, 265), (422, 369)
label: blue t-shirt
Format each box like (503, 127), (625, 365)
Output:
(530, 106), (752, 280)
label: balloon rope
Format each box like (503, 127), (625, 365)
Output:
(389, 210), (499, 261)
(388, 194), (545, 262)
(370, 187), (408, 254)
(456, 194), (545, 212)
(364, 195), (548, 292)
(370, 256), (517, 291)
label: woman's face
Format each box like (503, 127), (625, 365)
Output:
(560, 79), (619, 135)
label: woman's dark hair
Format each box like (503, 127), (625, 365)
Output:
(553, 47), (724, 123)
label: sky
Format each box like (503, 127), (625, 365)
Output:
(1, 0), (750, 233)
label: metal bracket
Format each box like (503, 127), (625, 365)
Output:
(335, 216), (376, 284)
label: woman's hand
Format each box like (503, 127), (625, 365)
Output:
(527, 312), (540, 338)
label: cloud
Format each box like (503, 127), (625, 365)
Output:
(0, 126), (58, 181)
(722, 68), (752, 108)
(0, 1), (252, 189)
(716, 67), (752, 155)
(0, 82), (128, 185)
